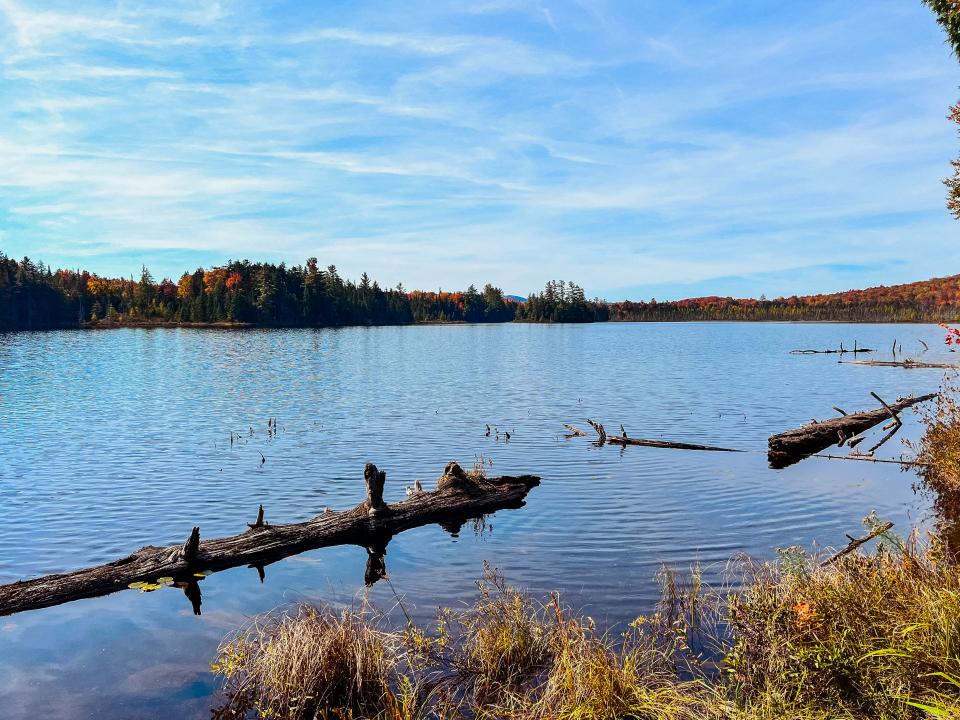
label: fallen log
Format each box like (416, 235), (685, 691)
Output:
(767, 393), (936, 468)
(839, 360), (959, 369)
(809, 453), (930, 467)
(790, 346), (874, 355)
(604, 436), (741, 452)
(0, 462), (539, 617)
(579, 420), (741, 453)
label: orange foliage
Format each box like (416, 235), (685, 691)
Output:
(176, 273), (193, 300)
(203, 268), (227, 294)
(87, 277), (111, 296)
(225, 272), (243, 291)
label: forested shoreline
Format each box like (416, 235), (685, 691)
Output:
(2, 253), (959, 331)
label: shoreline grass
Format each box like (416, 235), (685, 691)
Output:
(211, 531), (960, 719)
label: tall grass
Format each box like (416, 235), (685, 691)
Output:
(725, 526), (960, 718)
(211, 605), (416, 720)
(212, 563), (723, 719)
(212, 535), (960, 719)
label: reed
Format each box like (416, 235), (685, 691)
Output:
(213, 535), (960, 720)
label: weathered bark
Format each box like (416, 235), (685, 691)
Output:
(0, 462), (539, 617)
(767, 394), (936, 468)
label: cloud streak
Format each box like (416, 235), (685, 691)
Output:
(0, 0), (956, 298)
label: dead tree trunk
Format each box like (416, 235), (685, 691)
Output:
(579, 421), (740, 452)
(767, 394), (936, 468)
(605, 435), (741, 452)
(0, 462), (539, 618)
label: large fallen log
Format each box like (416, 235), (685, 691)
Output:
(0, 462), (539, 617)
(767, 394), (936, 468)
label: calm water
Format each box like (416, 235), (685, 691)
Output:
(0, 322), (953, 718)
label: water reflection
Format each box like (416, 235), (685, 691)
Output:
(183, 579), (203, 616)
(0, 323), (950, 718)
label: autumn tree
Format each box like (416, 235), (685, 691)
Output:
(924, 0), (960, 217)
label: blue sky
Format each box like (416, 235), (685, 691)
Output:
(0, 0), (957, 300)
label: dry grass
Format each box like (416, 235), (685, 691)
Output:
(725, 521), (960, 719)
(212, 564), (722, 719)
(213, 541), (960, 720)
(211, 604), (416, 719)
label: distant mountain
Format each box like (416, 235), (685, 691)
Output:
(607, 274), (960, 322)
(504, 295), (527, 303)
(670, 274), (960, 308)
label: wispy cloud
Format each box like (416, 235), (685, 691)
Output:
(0, 0), (956, 297)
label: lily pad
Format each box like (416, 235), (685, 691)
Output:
(139, 583), (162, 592)
(156, 576), (174, 585)
(128, 581), (148, 589)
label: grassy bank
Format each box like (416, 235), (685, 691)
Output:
(211, 536), (960, 719)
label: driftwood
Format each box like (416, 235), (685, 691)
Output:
(768, 393), (936, 468)
(0, 462), (539, 618)
(809, 453), (930, 467)
(563, 423), (589, 437)
(821, 521), (895, 567)
(839, 360), (959, 370)
(791, 343), (874, 355)
(579, 420), (741, 453)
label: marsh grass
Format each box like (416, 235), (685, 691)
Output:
(726, 524), (960, 719)
(212, 563), (724, 719)
(211, 604), (416, 720)
(213, 539), (960, 720)
(908, 376), (960, 558)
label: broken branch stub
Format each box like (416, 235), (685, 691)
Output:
(248, 505), (266, 529)
(181, 527), (200, 562)
(364, 463), (387, 516)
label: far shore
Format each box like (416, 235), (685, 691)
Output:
(5, 316), (957, 333)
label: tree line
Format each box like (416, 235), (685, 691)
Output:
(0, 254), (521, 330)
(2, 252), (959, 331)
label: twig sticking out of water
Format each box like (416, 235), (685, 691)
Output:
(821, 521), (895, 567)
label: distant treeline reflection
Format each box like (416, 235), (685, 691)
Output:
(2, 253), (959, 331)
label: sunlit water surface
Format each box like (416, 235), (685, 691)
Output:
(0, 323), (953, 718)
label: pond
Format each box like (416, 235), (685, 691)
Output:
(0, 322), (950, 718)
